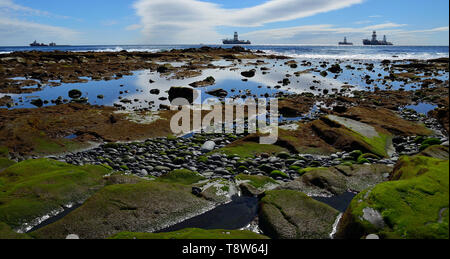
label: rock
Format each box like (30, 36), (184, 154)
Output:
(201, 141), (216, 152)
(336, 156), (449, 239)
(206, 89), (228, 98)
(192, 187), (202, 197)
(312, 115), (394, 158)
(443, 141), (449, 147)
(168, 87), (197, 104)
(418, 145), (449, 160)
(259, 190), (339, 239)
(241, 69), (256, 78)
(214, 168), (231, 175)
(66, 234), (80, 239)
(32, 180), (211, 239)
(189, 77), (216, 88)
(0, 159), (110, 232)
(68, 89), (82, 99)
(366, 234), (380, 240)
(150, 89), (160, 95)
(30, 98), (44, 107)
(283, 164), (392, 196)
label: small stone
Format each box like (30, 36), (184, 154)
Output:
(66, 234), (80, 239)
(201, 141), (216, 152)
(366, 234), (380, 240)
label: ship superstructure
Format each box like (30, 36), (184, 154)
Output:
(339, 37), (353, 45)
(223, 32), (251, 45)
(363, 31), (393, 45)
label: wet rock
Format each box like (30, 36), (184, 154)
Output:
(150, 89), (160, 95)
(168, 87), (197, 104)
(68, 89), (82, 99)
(189, 77), (216, 88)
(30, 98), (44, 107)
(241, 69), (256, 78)
(206, 89), (228, 98)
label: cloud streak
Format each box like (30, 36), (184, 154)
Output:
(132, 0), (365, 43)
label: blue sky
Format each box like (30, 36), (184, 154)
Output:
(0, 0), (448, 46)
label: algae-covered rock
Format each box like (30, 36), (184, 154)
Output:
(236, 174), (279, 196)
(336, 156), (449, 239)
(30, 181), (212, 239)
(109, 228), (269, 239)
(259, 190), (339, 239)
(0, 158), (110, 232)
(312, 115), (394, 158)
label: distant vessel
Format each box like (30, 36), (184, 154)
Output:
(223, 32), (251, 45)
(363, 31), (393, 46)
(339, 37), (353, 45)
(30, 41), (57, 47)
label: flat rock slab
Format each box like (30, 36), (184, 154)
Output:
(327, 115), (379, 138)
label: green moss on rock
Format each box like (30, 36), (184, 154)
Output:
(157, 169), (206, 185)
(30, 181), (211, 239)
(235, 174), (278, 189)
(0, 158), (110, 230)
(336, 156), (449, 239)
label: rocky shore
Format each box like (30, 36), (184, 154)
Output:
(0, 47), (448, 239)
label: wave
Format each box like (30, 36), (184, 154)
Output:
(74, 46), (162, 53)
(261, 50), (449, 61)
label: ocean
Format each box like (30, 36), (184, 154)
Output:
(0, 45), (448, 61)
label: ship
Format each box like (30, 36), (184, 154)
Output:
(339, 37), (353, 45)
(363, 31), (393, 46)
(30, 41), (57, 47)
(223, 32), (251, 45)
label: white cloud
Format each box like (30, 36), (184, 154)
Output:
(0, 0), (78, 45)
(0, 17), (78, 45)
(132, 0), (365, 43)
(239, 23), (448, 45)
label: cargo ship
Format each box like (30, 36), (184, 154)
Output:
(223, 32), (251, 45)
(30, 41), (56, 47)
(363, 31), (393, 46)
(339, 37), (353, 45)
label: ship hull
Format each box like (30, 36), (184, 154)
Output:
(363, 40), (393, 46)
(223, 41), (251, 45)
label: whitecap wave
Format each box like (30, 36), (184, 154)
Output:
(74, 47), (162, 53)
(261, 49), (449, 61)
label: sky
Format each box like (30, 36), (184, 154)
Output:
(0, 0), (448, 46)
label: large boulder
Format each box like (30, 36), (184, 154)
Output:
(336, 156), (449, 239)
(31, 180), (212, 239)
(259, 190), (339, 239)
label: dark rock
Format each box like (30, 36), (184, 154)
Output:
(68, 89), (82, 99)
